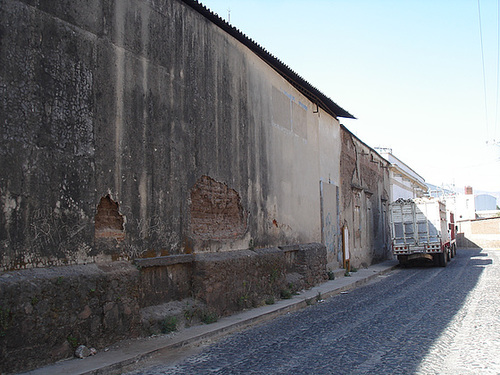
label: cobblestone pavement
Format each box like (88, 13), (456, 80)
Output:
(127, 249), (500, 375)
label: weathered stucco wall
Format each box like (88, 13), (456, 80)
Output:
(0, 0), (391, 371)
(340, 126), (391, 268)
(0, 0), (343, 270)
(0, 1), (391, 371)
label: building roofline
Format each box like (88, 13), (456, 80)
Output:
(375, 148), (426, 184)
(340, 124), (390, 164)
(389, 164), (428, 191)
(183, 0), (355, 120)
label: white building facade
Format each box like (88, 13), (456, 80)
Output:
(375, 148), (427, 202)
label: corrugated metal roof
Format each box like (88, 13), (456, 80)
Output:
(181, 0), (355, 119)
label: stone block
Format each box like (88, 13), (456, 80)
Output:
(0, 262), (141, 373)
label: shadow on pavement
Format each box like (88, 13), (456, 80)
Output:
(133, 248), (492, 374)
(402, 247), (491, 374)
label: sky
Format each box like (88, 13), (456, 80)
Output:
(201, 0), (500, 194)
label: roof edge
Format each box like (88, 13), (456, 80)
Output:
(182, 0), (356, 119)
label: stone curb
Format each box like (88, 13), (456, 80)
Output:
(21, 260), (399, 375)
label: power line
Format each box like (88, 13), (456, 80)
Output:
(478, 0), (490, 141)
(495, 0), (500, 142)
(495, 0), (500, 141)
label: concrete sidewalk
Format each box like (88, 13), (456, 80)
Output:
(22, 260), (399, 375)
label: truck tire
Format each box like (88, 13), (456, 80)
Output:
(397, 255), (408, 267)
(438, 251), (448, 267)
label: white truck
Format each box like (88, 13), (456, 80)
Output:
(390, 197), (456, 267)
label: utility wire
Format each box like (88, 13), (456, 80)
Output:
(478, 0), (490, 141)
(495, 0), (500, 142)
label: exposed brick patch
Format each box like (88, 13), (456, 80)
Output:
(190, 175), (247, 240)
(95, 195), (125, 241)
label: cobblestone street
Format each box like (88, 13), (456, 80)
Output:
(127, 248), (500, 374)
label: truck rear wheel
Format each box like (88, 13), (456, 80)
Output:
(397, 255), (409, 267)
(438, 251), (448, 267)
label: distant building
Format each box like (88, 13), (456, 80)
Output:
(375, 148), (427, 201)
(424, 185), (498, 248)
(430, 187), (499, 220)
(476, 194), (497, 211)
(426, 183), (455, 199)
(475, 194), (500, 219)
(443, 186), (476, 221)
(455, 188), (500, 248)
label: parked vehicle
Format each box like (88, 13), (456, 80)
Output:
(447, 210), (457, 258)
(390, 197), (456, 267)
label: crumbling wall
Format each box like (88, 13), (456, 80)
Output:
(192, 248), (286, 316)
(94, 195), (125, 241)
(288, 243), (329, 287)
(190, 175), (248, 241)
(0, 240), (327, 374)
(192, 243), (327, 316)
(135, 254), (194, 308)
(0, 0), (340, 270)
(0, 262), (141, 373)
(0, 0), (349, 371)
(340, 126), (390, 268)
(0, 0), (97, 270)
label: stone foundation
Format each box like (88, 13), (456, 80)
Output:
(0, 262), (141, 373)
(191, 243), (327, 316)
(0, 243), (327, 373)
(192, 248), (286, 316)
(136, 254), (194, 308)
